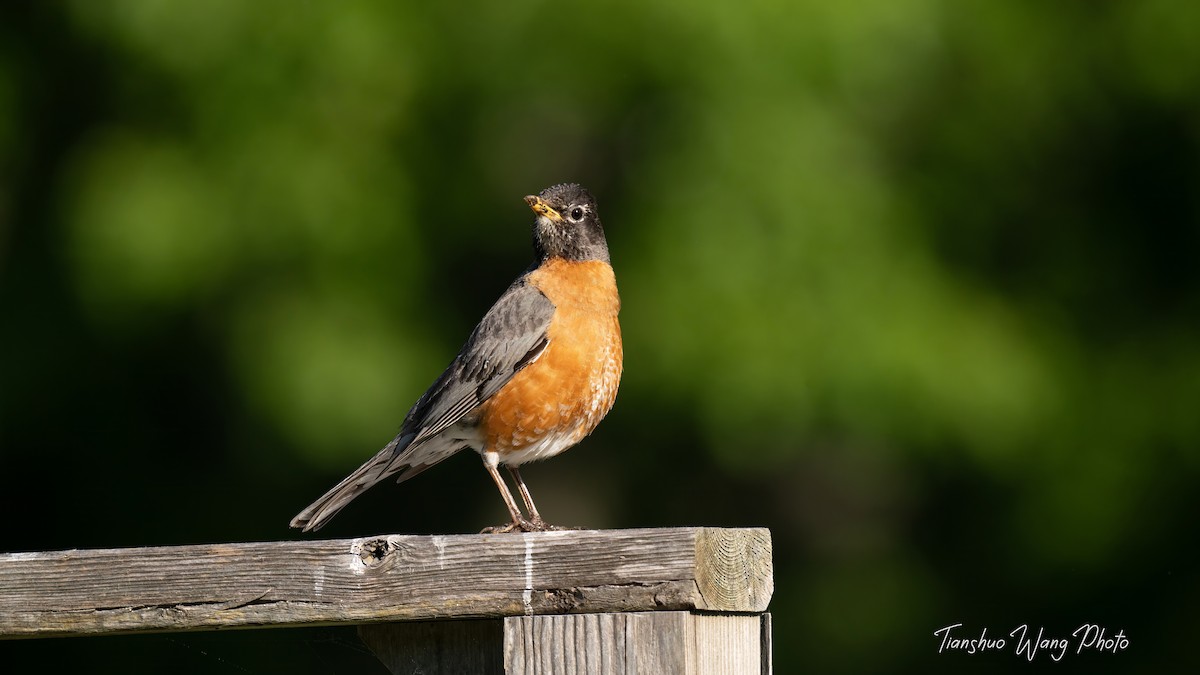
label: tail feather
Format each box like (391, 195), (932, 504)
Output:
(290, 434), (414, 532)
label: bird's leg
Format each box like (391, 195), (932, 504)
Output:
(508, 466), (551, 530)
(481, 453), (535, 533)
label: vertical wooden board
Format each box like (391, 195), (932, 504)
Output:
(506, 613), (629, 675)
(541, 615), (565, 674)
(629, 611), (690, 675)
(603, 612), (627, 673)
(581, 614), (603, 674)
(505, 617), (526, 674)
(359, 619), (503, 675)
(518, 615), (537, 673)
(760, 613), (773, 675)
(591, 613), (627, 674)
(690, 613), (761, 675)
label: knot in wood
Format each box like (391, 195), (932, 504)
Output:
(357, 538), (396, 567)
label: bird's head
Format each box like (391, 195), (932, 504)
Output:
(524, 183), (609, 263)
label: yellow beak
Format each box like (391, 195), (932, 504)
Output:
(524, 195), (563, 222)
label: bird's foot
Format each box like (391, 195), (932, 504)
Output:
(480, 516), (562, 534)
(525, 519), (584, 531)
(479, 521), (522, 534)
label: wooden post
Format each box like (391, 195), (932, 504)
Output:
(0, 527), (772, 673)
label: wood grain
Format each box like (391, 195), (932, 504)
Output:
(0, 527), (771, 638)
(509, 612), (771, 675)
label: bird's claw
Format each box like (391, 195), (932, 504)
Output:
(480, 516), (561, 534)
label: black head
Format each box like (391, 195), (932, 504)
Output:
(524, 183), (609, 263)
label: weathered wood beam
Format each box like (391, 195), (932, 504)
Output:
(0, 527), (772, 639)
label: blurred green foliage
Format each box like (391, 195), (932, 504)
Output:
(2, 1), (1198, 673)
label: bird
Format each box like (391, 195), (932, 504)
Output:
(290, 183), (622, 533)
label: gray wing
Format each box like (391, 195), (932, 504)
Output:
(289, 275), (554, 532)
(403, 276), (555, 445)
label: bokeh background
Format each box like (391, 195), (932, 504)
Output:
(2, 1), (1198, 673)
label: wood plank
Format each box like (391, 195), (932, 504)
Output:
(498, 612), (769, 675)
(760, 612), (773, 675)
(0, 527), (771, 638)
(692, 612), (761, 675)
(630, 612), (690, 675)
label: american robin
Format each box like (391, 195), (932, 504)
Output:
(290, 183), (622, 533)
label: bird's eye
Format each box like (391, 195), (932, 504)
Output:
(569, 207), (585, 221)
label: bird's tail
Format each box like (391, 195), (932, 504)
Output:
(290, 434), (416, 532)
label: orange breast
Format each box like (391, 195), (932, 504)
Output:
(480, 258), (622, 461)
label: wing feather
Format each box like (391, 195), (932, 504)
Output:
(404, 276), (555, 446)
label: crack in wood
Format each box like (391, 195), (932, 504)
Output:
(86, 594), (280, 617)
